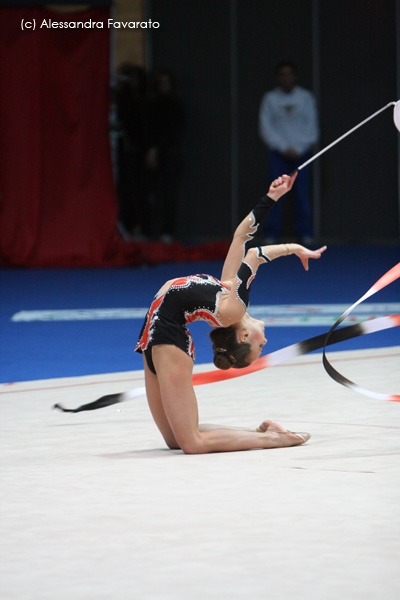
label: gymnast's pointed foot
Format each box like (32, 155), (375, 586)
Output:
(256, 419), (288, 433)
(291, 432), (311, 443)
(257, 419), (311, 445)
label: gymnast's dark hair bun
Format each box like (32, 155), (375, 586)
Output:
(213, 350), (234, 371)
(210, 326), (252, 370)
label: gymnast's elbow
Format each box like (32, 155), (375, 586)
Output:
(233, 229), (251, 246)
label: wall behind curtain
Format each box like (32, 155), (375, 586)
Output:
(318, 0), (398, 241)
(148, 0), (398, 244)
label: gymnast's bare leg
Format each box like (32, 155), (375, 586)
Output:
(149, 345), (307, 454)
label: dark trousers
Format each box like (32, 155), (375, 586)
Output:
(148, 144), (182, 239)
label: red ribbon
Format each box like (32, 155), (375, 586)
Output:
(194, 262), (400, 402)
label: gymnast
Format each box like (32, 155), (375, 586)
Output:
(135, 173), (327, 453)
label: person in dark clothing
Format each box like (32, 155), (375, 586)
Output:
(146, 69), (184, 242)
(116, 63), (148, 238)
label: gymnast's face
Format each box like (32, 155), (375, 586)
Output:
(237, 315), (267, 364)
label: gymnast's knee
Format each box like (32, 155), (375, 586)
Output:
(165, 438), (181, 450)
(178, 435), (208, 455)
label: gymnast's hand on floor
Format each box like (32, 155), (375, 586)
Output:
(289, 243), (327, 271)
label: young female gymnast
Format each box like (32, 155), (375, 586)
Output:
(135, 173), (327, 454)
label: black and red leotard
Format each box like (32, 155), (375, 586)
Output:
(135, 259), (269, 374)
(135, 274), (229, 373)
(135, 195), (275, 374)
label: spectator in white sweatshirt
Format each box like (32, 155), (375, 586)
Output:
(259, 61), (319, 244)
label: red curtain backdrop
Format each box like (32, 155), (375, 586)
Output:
(0, 7), (228, 267)
(0, 7), (119, 266)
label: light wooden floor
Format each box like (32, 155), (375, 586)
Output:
(1, 347), (400, 600)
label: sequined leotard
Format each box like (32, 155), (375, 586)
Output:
(135, 194), (276, 374)
(135, 274), (229, 374)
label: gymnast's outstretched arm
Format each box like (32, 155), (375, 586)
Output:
(220, 173), (297, 282)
